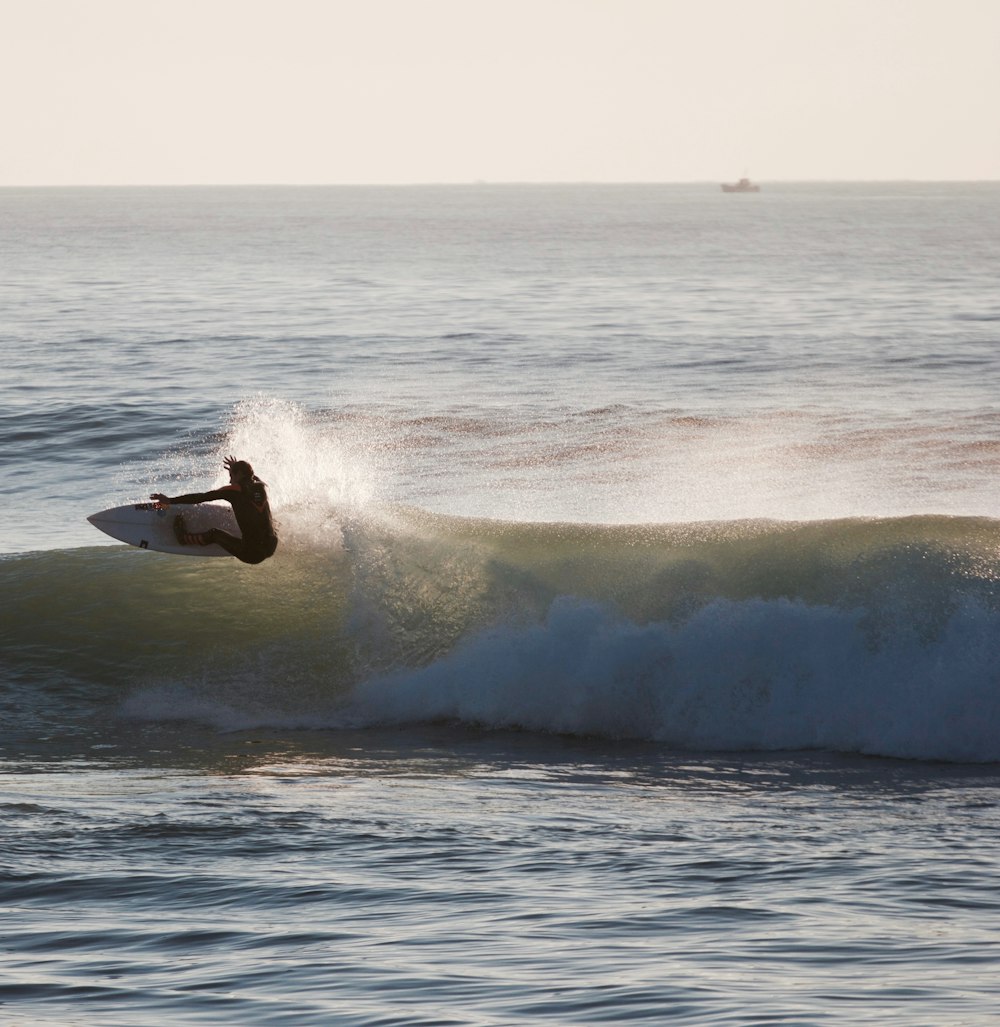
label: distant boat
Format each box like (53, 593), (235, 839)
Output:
(721, 177), (760, 193)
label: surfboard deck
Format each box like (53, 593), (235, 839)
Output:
(87, 502), (238, 557)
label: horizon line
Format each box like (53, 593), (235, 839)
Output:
(1, 177), (998, 189)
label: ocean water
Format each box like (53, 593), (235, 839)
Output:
(3, 182), (1000, 1024)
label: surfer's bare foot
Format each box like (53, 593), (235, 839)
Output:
(174, 514), (210, 546)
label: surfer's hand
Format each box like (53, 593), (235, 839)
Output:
(150, 493), (170, 504)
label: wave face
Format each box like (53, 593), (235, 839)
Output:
(5, 511), (1000, 762)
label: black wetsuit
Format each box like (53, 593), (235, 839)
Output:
(168, 480), (278, 564)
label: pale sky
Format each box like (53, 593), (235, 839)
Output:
(2, 0), (998, 185)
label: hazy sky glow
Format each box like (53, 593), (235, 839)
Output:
(3, 0), (998, 185)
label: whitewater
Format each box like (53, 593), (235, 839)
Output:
(3, 182), (1000, 1025)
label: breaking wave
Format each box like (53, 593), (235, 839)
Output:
(4, 509), (1000, 762)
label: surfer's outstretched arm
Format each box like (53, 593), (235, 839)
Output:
(150, 489), (229, 505)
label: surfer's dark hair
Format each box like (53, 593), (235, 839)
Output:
(231, 460), (254, 478)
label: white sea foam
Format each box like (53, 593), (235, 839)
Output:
(115, 590), (1000, 763)
(339, 596), (1000, 763)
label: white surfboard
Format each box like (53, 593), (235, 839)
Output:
(87, 502), (238, 557)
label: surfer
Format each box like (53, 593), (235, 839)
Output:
(150, 456), (278, 565)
